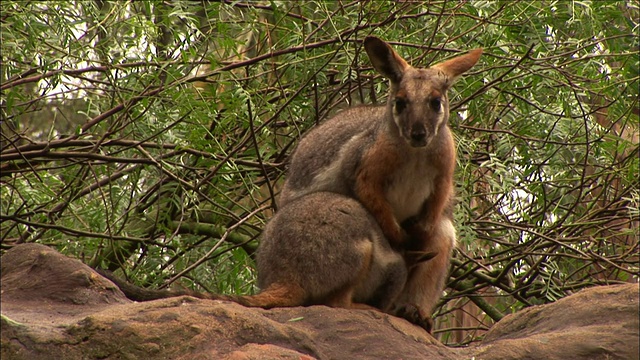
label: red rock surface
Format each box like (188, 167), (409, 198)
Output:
(2, 243), (638, 360)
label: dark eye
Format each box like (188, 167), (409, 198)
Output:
(395, 98), (407, 113)
(430, 97), (441, 111)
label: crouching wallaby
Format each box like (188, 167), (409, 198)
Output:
(101, 192), (407, 313)
(279, 36), (482, 330)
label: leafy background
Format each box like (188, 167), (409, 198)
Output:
(2, 0), (638, 344)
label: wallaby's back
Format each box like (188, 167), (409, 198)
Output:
(279, 106), (382, 204)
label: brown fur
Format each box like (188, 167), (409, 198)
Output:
(354, 131), (405, 245)
(279, 36), (481, 330)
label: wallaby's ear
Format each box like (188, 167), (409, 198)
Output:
(432, 48), (482, 80)
(364, 36), (409, 83)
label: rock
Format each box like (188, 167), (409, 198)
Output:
(1, 243), (638, 360)
(1, 242), (128, 306)
(464, 283), (640, 360)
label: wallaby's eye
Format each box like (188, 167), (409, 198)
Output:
(430, 97), (442, 111)
(395, 98), (407, 113)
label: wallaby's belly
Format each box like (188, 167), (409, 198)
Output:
(385, 156), (436, 222)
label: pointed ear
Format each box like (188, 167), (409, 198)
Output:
(364, 36), (409, 83)
(432, 48), (482, 80)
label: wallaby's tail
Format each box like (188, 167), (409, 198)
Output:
(97, 269), (307, 308)
(96, 268), (210, 302)
(229, 282), (307, 308)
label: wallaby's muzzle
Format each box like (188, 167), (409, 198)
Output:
(409, 124), (428, 147)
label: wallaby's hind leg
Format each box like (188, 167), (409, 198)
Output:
(324, 285), (356, 308)
(365, 257), (407, 312)
(350, 302), (383, 312)
(324, 285), (381, 312)
(323, 238), (374, 309)
(353, 230), (408, 313)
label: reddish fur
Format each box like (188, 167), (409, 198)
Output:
(354, 124), (456, 254)
(355, 132), (405, 246)
(400, 218), (456, 318)
(225, 282), (307, 308)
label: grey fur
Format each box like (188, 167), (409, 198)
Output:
(257, 191), (407, 310)
(280, 106), (381, 203)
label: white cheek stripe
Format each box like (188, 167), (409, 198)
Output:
(393, 112), (402, 132)
(433, 112), (445, 137)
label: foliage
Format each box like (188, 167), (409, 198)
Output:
(1, 0), (638, 344)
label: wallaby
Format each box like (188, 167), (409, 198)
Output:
(101, 191), (407, 313)
(279, 36), (482, 330)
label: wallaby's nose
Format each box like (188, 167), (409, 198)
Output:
(410, 126), (427, 147)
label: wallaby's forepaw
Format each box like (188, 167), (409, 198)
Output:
(404, 250), (438, 269)
(413, 250), (438, 263)
(401, 219), (430, 249)
(395, 303), (433, 333)
(385, 222), (407, 249)
(401, 215), (420, 229)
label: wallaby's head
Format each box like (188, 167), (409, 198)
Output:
(364, 36), (482, 148)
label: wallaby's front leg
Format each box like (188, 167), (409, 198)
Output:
(394, 217), (456, 333)
(399, 175), (453, 273)
(355, 134), (405, 247)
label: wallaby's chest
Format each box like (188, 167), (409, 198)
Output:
(384, 154), (437, 222)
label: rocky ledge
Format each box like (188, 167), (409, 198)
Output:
(1, 243), (638, 360)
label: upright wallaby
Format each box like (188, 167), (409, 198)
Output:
(279, 36), (482, 329)
(102, 191), (407, 313)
